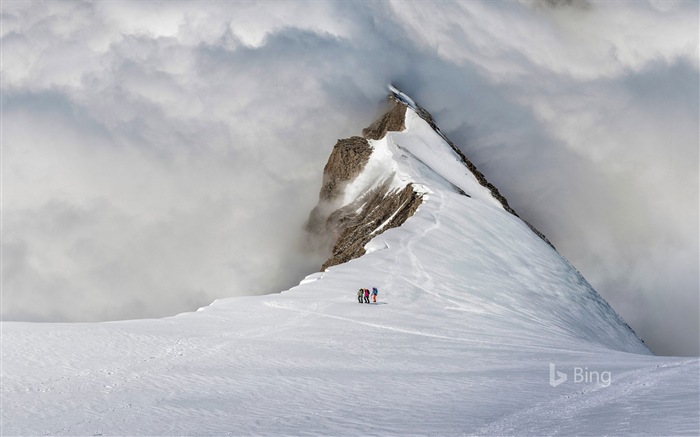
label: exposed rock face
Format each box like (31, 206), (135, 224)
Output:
(362, 100), (406, 140)
(307, 88), (553, 271)
(306, 101), (422, 271)
(320, 183), (422, 271)
(318, 136), (373, 202)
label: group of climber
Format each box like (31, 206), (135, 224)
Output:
(357, 287), (379, 304)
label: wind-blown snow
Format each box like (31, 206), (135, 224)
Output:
(3, 105), (697, 436)
(339, 136), (403, 209)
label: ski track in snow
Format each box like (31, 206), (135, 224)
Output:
(477, 358), (700, 436)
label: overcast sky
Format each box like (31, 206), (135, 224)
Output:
(2, 0), (698, 356)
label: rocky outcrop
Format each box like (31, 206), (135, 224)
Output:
(306, 102), (423, 271)
(362, 100), (406, 140)
(318, 136), (373, 202)
(320, 183), (422, 271)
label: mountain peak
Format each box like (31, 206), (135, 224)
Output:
(304, 87), (648, 355)
(307, 87), (554, 271)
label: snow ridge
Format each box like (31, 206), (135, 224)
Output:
(306, 87), (648, 354)
(389, 85), (555, 248)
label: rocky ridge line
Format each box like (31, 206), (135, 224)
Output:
(307, 88), (554, 272)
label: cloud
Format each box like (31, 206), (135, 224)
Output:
(2, 1), (697, 355)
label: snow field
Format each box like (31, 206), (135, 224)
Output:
(2, 104), (697, 436)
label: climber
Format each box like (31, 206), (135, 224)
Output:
(364, 288), (370, 304)
(357, 288), (364, 304)
(371, 287), (378, 303)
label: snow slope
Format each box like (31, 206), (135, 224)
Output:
(3, 96), (698, 436)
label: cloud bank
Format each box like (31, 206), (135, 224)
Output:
(2, 1), (697, 355)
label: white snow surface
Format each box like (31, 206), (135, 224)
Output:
(3, 107), (698, 436)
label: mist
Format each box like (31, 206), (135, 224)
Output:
(2, 1), (697, 356)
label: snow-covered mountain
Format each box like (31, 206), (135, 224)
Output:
(2, 88), (698, 436)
